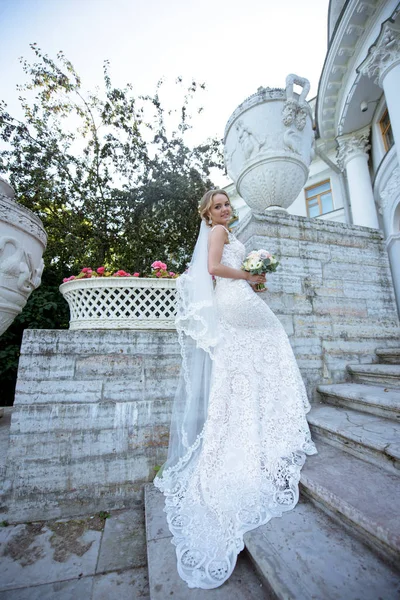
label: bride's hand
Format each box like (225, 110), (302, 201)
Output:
(247, 273), (266, 285)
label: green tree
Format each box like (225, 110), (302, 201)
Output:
(0, 45), (224, 404)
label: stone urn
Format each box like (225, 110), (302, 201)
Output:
(224, 74), (314, 214)
(59, 276), (177, 330)
(0, 177), (47, 336)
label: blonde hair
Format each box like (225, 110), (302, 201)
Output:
(198, 189), (230, 226)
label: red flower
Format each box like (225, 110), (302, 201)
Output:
(133, 272), (140, 277)
(151, 260), (167, 271)
(97, 267), (105, 275)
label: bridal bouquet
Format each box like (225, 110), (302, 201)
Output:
(241, 250), (279, 291)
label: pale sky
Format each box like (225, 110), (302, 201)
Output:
(0, 0), (329, 149)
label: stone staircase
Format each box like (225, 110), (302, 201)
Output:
(145, 347), (400, 598)
(245, 346), (400, 598)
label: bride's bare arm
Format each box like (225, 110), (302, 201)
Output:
(208, 227), (265, 284)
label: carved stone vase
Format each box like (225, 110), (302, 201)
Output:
(0, 177), (47, 336)
(224, 74), (314, 214)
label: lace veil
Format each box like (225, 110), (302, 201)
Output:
(155, 220), (220, 486)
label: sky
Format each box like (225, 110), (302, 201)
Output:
(0, 0), (329, 174)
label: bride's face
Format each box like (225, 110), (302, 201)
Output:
(209, 194), (232, 226)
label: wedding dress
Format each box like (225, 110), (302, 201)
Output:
(154, 224), (317, 589)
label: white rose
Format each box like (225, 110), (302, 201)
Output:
(249, 259), (263, 270)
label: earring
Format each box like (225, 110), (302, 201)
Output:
(208, 217), (212, 225)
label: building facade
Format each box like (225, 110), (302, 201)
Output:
(228, 0), (400, 315)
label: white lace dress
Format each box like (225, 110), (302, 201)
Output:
(155, 228), (317, 589)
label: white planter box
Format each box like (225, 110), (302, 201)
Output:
(59, 276), (178, 330)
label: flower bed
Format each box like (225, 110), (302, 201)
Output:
(59, 276), (178, 330)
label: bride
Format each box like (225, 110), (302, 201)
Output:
(154, 189), (317, 589)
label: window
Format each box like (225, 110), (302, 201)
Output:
(305, 180), (333, 217)
(380, 109), (394, 152)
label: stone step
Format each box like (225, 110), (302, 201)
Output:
(307, 404), (400, 474)
(376, 347), (400, 365)
(300, 440), (400, 566)
(347, 363), (400, 388)
(244, 497), (400, 600)
(317, 383), (400, 420)
(144, 484), (269, 599)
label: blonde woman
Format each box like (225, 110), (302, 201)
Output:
(155, 189), (317, 589)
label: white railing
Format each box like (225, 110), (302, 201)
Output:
(59, 277), (178, 330)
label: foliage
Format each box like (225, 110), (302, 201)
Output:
(0, 45), (224, 404)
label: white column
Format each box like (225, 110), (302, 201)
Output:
(360, 21), (400, 167)
(336, 127), (379, 229)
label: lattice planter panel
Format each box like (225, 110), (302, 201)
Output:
(59, 277), (177, 330)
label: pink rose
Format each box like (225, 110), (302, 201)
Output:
(97, 267), (105, 275)
(63, 277), (69, 283)
(115, 270), (127, 277)
(155, 271), (162, 277)
(81, 267), (91, 273)
(160, 262), (167, 271)
(151, 261), (162, 269)
(133, 272), (140, 277)
(169, 271), (175, 277)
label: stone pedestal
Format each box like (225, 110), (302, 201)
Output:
(1, 329), (181, 523)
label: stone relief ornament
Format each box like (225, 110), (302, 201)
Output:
(336, 127), (371, 171)
(379, 166), (400, 216)
(359, 20), (400, 86)
(282, 74), (310, 132)
(0, 178), (47, 336)
(223, 74), (313, 213)
(235, 120), (266, 160)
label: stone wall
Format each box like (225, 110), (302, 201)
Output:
(2, 212), (400, 522)
(237, 212), (400, 396)
(2, 330), (181, 522)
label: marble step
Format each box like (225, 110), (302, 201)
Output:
(376, 347), (400, 365)
(317, 382), (400, 420)
(307, 404), (400, 474)
(300, 440), (400, 566)
(347, 363), (400, 388)
(144, 484), (269, 599)
(244, 497), (400, 600)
